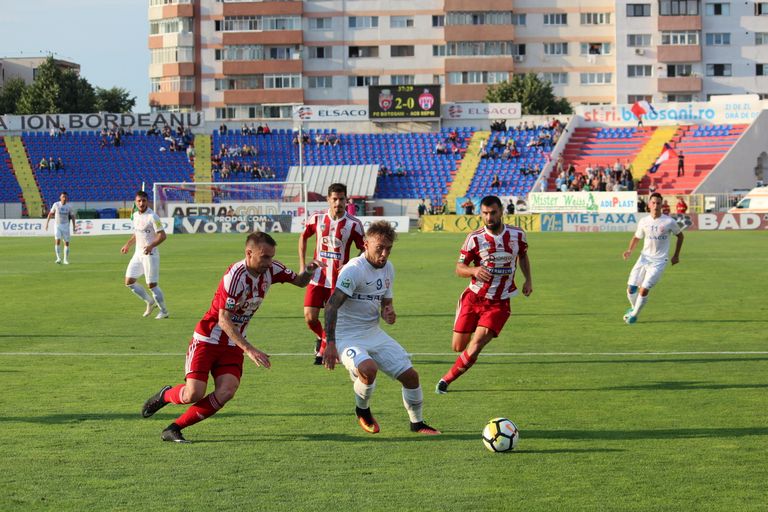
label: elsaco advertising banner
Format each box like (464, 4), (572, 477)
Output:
(420, 215), (541, 233)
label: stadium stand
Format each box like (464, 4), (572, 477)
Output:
(23, 131), (194, 208)
(0, 136), (24, 203)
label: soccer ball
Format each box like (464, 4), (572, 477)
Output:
(482, 418), (519, 452)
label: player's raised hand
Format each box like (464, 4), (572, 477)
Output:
(245, 345), (271, 369)
(381, 304), (396, 324)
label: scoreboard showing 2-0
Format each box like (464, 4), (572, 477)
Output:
(368, 85), (441, 119)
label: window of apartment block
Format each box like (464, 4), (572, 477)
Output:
(216, 45), (264, 61)
(349, 46), (379, 58)
(667, 64), (693, 76)
(348, 16), (378, 28)
(215, 76), (262, 91)
(706, 63), (732, 76)
(626, 4), (651, 16)
(543, 13), (568, 25)
(261, 105), (293, 119)
(705, 3), (730, 15)
(432, 15), (445, 27)
(627, 65), (653, 77)
(150, 47), (194, 64)
(705, 33), (731, 45)
(544, 42), (569, 55)
(264, 74), (301, 89)
(432, 74), (445, 85)
(755, 2), (768, 14)
(580, 13), (611, 25)
(219, 16), (300, 32)
(628, 94), (653, 103)
(448, 71), (508, 85)
(580, 72), (612, 84)
(756, 32), (768, 44)
(627, 34), (652, 47)
(390, 16), (414, 28)
(215, 107), (237, 120)
(348, 76), (379, 87)
(309, 17), (332, 30)
(756, 64), (767, 75)
(661, 31), (699, 45)
(541, 72), (568, 85)
(512, 13), (527, 25)
(391, 75), (415, 85)
(309, 46), (332, 59)
(390, 45), (415, 57)
(149, 17), (193, 35)
(581, 42), (611, 55)
(667, 94), (693, 101)
(432, 45), (446, 57)
(515, 44), (526, 56)
(448, 41), (516, 56)
(660, 0), (699, 15)
(446, 12), (514, 25)
(308, 76), (333, 89)
(268, 46), (298, 60)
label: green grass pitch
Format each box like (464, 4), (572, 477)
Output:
(1, 230), (766, 511)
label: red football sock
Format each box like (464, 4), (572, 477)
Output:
(442, 350), (478, 384)
(163, 384), (186, 404)
(308, 319), (326, 353)
(174, 393), (224, 429)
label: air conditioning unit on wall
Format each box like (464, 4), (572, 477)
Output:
(514, 55), (525, 62)
(635, 48), (645, 55)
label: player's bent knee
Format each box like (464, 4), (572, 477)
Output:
(125, 278), (136, 286)
(357, 360), (378, 383)
(397, 368), (419, 388)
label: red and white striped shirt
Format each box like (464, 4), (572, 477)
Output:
(459, 225), (528, 300)
(193, 259), (297, 346)
(301, 210), (365, 288)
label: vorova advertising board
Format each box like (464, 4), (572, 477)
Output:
(174, 215), (293, 234)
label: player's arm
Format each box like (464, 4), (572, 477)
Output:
(518, 252), (533, 296)
(670, 232), (684, 265)
(144, 230), (167, 255)
(121, 234), (136, 254)
(291, 259), (326, 288)
(69, 211), (76, 231)
(623, 236), (641, 260)
(322, 288), (349, 370)
(45, 208), (55, 230)
(381, 297), (396, 325)
(298, 233), (308, 272)
(218, 309), (271, 368)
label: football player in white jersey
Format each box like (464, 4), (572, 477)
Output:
(323, 221), (440, 435)
(121, 190), (170, 319)
(622, 193), (684, 324)
(45, 192), (76, 264)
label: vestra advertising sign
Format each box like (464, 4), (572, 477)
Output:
(528, 192), (637, 214)
(292, 105), (369, 122)
(0, 218), (174, 236)
(441, 103), (522, 120)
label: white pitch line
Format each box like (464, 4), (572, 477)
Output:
(0, 351), (767, 357)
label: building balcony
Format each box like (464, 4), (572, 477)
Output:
(445, 0), (514, 10)
(658, 15), (702, 31)
(657, 45), (701, 62)
(444, 24), (514, 42)
(149, 91), (195, 107)
(658, 76), (702, 93)
(222, 60), (302, 75)
(222, 30), (302, 46)
(223, 89), (303, 105)
(222, 1), (302, 16)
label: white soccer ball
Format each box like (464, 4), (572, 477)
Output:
(482, 417), (519, 452)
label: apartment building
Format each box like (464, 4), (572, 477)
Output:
(148, 0), (768, 120)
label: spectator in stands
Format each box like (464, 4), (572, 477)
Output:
(218, 124), (228, 135)
(677, 151), (685, 177)
(662, 200), (671, 215)
(39, 157), (49, 170)
(315, 133), (326, 145)
(327, 133), (340, 146)
(648, 179), (657, 195)
(490, 175), (501, 189)
(448, 130), (458, 143)
(613, 159), (624, 174)
(461, 198), (475, 215)
(49, 156), (56, 171)
(506, 199), (515, 215)
(186, 144), (195, 163)
(418, 199), (427, 217)
(478, 139), (487, 156)
(262, 124), (271, 135)
(676, 197), (688, 214)
(435, 140), (448, 155)
(394, 163), (406, 177)
(56, 157), (65, 171)
(637, 196), (647, 212)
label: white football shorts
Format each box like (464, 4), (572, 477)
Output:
(54, 224), (71, 242)
(126, 252), (160, 284)
(628, 254), (667, 290)
(337, 329), (412, 380)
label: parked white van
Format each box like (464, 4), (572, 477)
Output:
(729, 186), (768, 213)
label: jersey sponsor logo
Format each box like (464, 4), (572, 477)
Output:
(340, 277), (352, 289)
(488, 267), (515, 275)
(486, 253), (515, 265)
(320, 250), (342, 260)
(321, 236), (343, 249)
(351, 293), (382, 301)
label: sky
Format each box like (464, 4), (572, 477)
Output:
(1, 0), (150, 111)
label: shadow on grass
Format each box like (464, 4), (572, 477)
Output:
(448, 381), (768, 392)
(0, 411), (348, 424)
(416, 357), (768, 366)
(526, 427), (768, 441)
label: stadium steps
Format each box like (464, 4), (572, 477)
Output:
(4, 136), (44, 217)
(444, 131), (487, 212)
(192, 134), (213, 203)
(629, 125), (678, 181)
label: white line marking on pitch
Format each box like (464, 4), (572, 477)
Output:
(0, 351), (766, 357)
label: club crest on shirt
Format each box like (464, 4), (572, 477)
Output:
(321, 236), (343, 249)
(225, 297), (236, 310)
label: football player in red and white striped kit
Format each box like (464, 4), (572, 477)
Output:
(298, 183), (365, 364)
(141, 232), (324, 443)
(436, 195), (533, 394)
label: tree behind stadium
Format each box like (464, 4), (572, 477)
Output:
(485, 73), (573, 116)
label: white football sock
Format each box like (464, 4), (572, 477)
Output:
(402, 386), (424, 423)
(55, 246), (61, 260)
(631, 295), (649, 318)
(627, 289), (638, 307)
(353, 378), (376, 409)
(127, 283), (152, 303)
(64, 246), (69, 261)
(151, 286), (167, 312)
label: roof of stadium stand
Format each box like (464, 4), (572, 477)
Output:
(286, 164), (379, 198)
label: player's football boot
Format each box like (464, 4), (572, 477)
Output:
(155, 310), (169, 320)
(410, 421), (441, 435)
(624, 314), (637, 325)
(355, 406), (380, 434)
(313, 337), (323, 365)
(62, 260), (69, 265)
(435, 379), (449, 394)
(142, 385), (172, 418)
(161, 423), (191, 444)
(55, 258), (62, 264)
(143, 301), (157, 318)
